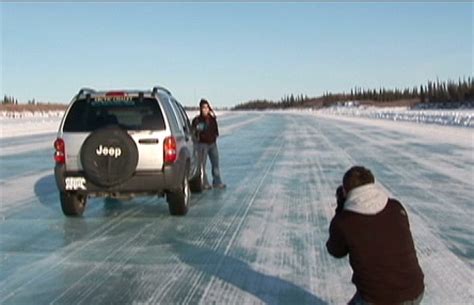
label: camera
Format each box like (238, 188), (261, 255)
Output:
(335, 185), (346, 213)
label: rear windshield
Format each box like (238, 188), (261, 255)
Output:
(63, 97), (166, 132)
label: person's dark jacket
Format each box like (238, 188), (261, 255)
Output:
(192, 114), (219, 144)
(326, 183), (424, 304)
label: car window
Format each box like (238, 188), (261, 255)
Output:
(170, 98), (186, 131)
(174, 100), (192, 134)
(158, 93), (182, 135)
(63, 97), (165, 132)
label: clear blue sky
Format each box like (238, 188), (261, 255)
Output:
(1, 2), (472, 107)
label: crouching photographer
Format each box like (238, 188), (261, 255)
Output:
(327, 166), (424, 305)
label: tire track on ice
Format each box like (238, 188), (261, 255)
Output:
(107, 193), (220, 304)
(176, 140), (285, 305)
(241, 116), (352, 304)
(303, 114), (474, 303)
(0, 206), (144, 303)
(163, 117), (286, 304)
(196, 139), (285, 305)
(147, 115), (282, 304)
(196, 115), (332, 304)
(73, 192), (218, 305)
(318, 117), (473, 258)
(50, 221), (156, 304)
(0, 171), (53, 216)
(219, 114), (265, 137)
(297, 119), (353, 303)
(0, 133), (56, 157)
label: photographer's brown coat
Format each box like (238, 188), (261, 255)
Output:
(327, 187), (424, 304)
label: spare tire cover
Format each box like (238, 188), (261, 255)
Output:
(80, 126), (139, 187)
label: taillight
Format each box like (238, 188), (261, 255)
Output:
(54, 138), (65, 164)
(164, 136), (177, 164)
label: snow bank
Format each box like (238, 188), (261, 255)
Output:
(0, 110), (64, 119)
(0, 112), (63, 138)
(316, 106), (473, 128)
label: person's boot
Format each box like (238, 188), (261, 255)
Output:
(213, 183), (226, 189)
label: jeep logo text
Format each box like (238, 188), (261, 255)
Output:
(96, 145), (122, 158)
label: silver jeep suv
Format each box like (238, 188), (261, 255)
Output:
(54, 86), (203, 217)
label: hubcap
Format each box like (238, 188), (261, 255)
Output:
(78, 195), (85, 208)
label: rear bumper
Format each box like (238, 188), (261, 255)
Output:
(55, 162), (184, 196)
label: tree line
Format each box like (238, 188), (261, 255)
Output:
(233, 94), (310, 110)
(2, 95), (39, 105)
(2, 95), (19, 105)
(233, 77), (474, 110)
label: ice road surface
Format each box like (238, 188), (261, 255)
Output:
(0, 110), (473, 304)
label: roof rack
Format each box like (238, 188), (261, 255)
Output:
(78, 88), (96, 96)
(152, 86), (171, 96)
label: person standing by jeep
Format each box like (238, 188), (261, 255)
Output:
(192, 99), (226, 190)
(327, 166), (424, 305)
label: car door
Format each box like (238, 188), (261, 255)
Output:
(172, 99), (198, 177)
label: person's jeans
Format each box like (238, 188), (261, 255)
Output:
(348, 291), (424, 305)
(197, 142), (223, 186)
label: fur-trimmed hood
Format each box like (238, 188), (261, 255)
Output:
(343, 183), (389, 215)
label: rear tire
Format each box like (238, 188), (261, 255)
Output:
(60, 192), (87, 217)
(167, 169), (190, 216)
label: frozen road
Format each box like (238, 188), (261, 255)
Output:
(1, 112), (473, 304)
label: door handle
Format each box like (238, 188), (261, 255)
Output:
(139, 138), (160, 144)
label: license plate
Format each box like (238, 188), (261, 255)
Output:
(65, 177), (87, 191)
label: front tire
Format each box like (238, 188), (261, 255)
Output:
(167, 169), (191, 216)
(189, 166), (204, 193)
(60, 192), (87, 216)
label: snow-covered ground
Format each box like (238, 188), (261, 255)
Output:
(0, 112), (63, 139)
(316, 105), (474, 127)
(0, 110), (473, 304)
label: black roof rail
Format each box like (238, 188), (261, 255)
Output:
(78, 87), (96, 96)
(152, 86), (171, 96)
